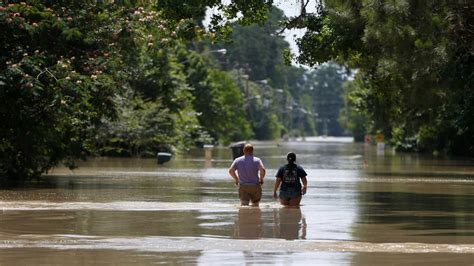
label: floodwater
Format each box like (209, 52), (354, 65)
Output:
(1, 139), (473, 265)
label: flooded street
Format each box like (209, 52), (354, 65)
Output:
(1, 140), (473, 265)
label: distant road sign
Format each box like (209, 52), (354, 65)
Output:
(375, 134), (384, 143)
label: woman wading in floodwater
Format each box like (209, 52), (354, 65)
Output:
(273, 152), (308, 206)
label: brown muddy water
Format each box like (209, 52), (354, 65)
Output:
(1, 139), (473, 265)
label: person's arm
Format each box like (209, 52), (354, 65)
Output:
(258, 160), (266, 185)
(259, 167), (266, 185)
(273, 178), (282, 199)
(228, 166), (239, 186)
(301, 176), (308, 195)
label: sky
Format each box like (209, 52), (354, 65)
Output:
(274, 0), (318, 57)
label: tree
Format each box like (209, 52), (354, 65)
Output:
(0, 1), (273, 183)
(181, 50), (252, 144)
(291, 0), (474, 155)
(214, 7), (321, 139)
(307, 62), (349, 136)
(338, 76), (371, 142)
(0, 2), (122, 184)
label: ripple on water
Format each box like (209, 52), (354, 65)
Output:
(0, 201), (283, 211)
(0, 235), (473, 254)
(0, 201), (233, 211)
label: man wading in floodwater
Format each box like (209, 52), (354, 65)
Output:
(228, 144), (266, 206)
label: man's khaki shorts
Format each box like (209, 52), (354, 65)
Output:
(238, 184), (262, 204)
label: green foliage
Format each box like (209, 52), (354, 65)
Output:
(220, 7), (290, 81)
(181, 51), (252, 145)
(295, 0), (474, 155)
(253, 113), (282, 140)
(93, 47), (207, 156)
(203, 69), (253, 143)
(0, 2), (219, 183)
(94, 93), (176, 157)
(215, 7), (329, 139)
(88, 6), (224, 155)
(0, 2), (120, 183)
(338, 76), (371, 142)
(154, 0), (272, 41)
(1, 0), (370, 184)
(307, 62), (349, 136)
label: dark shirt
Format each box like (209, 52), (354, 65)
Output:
(275, 164), (307, 191)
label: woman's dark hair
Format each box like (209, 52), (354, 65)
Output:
(287, 152), (296, 164)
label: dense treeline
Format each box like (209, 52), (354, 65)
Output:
(0, 1), (347, 183)
(215, 7), (349, 139)
(0, 1), (233, 182)
(4, 0), (468, 184)
(292, 0), (473, 155)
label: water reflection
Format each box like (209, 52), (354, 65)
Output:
(234, 208), (263, 239)
(272, 207), (307, 240)
(204, 158), (213, 168)
(2, 140), (474, 265)
(232, 207), (307, 240)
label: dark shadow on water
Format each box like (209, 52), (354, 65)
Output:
(0, 177), (141, 190)
(357, 191), (474, 231)
(416, 232), (474, 237)
(364, 171), (474, 179)
(0, 176), (64, 189)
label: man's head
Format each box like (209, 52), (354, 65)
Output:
(243, 144), (254, 155)
(287, 152), (296, 164)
